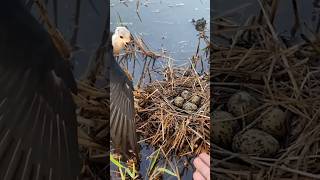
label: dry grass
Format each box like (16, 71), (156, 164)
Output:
(212, 0), (320, 179)
(134, 64), (210, 156)
(73, 81), (110, 178)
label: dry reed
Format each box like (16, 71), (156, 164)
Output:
(212, 0), (320, 179)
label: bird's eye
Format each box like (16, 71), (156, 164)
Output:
(120, 36), (123, 39)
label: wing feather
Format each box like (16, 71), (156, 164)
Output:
(0, 1), (80, 179)
(109, 55), (138, 157)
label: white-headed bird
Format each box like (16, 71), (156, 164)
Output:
(110, 26), (139, 158)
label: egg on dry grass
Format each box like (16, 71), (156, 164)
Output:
(258, 106), (286, 139)
(232, 129), (280, 157)
(173, 93), (200, 112)
(183, 102), (198, 112)
(189, 95), (201, 106)
(228, 91), (259, 124)
(174, 96), (185, 108)
(212, 110), (239, 148)
(181, 90), (192, 100)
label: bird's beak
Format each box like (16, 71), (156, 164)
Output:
(125, 42), (129, 48)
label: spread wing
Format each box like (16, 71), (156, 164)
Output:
(0, 2), (79, 180)
(109, 55), (138, 158)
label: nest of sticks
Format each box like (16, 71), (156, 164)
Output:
(212, 1), (320, 179)
(73, 80), (109, 178)
(134, 65), (210, 156)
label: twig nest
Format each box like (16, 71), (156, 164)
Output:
(189, 95), (201, 106)
(227, 91), (259, 123)
(232, 129), (280, 157)
(174, 96), (185, 108)
(258, 107), (286, 139)
(181, 90), (191, 100)
(183, 102), (198, 112)
(212, 111), (239, 148)
(145, 85), (157, 94)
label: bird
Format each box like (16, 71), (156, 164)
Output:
(0, 2), (138, 180)
(0, 1), (80, 180)
(109, 27), (139, 158)
(83, 25), (139, 159)
(112, 27), (132, 55)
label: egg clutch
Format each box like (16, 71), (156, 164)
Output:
(212, 91), (288, 157)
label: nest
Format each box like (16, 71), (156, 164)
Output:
(212, 2), (320, 179)
(73, 80), (109, 179)
(135, 66), (210, 156)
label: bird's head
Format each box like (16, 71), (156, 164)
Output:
(112, 26), (131, 55)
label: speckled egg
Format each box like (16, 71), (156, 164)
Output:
(288, 116), (306, 144)
(181, 90), (191, 100)
(259, 107), (286, 138)
(190, 95), (201, 106)
(212, 111), (239, 148)
(232, 129), (280, 157)
(183, 102), (198, 111)
(228, 91), (259, 123)
(174, 96), (185, 108)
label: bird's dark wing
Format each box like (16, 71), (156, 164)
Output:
(109, 54), (138, 158)
(0, 2), (79, 180)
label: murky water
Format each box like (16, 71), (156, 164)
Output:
(111, 0), (210, 84)
(111, 0), (210, 61)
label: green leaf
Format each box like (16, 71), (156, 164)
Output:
(110, 154), (125, 169)
(148, 149), (160, 174)
(110, 154), (136, 179)
(158, 168), (177, 177)
(125, 168), (135, 178)
(119, 166), (125, 180)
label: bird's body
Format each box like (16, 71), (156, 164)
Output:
(83, 25), (138, 157)
(109, 50), (138, 157)
(109, 27), (139, 157)
(0, 1), (80, 180)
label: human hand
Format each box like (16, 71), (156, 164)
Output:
(193, 153), (210, 180)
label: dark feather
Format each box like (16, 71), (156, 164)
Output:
(0, 1), (80, 179)
(103, 35), (138, 158)
(109, 52), (139, 158)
